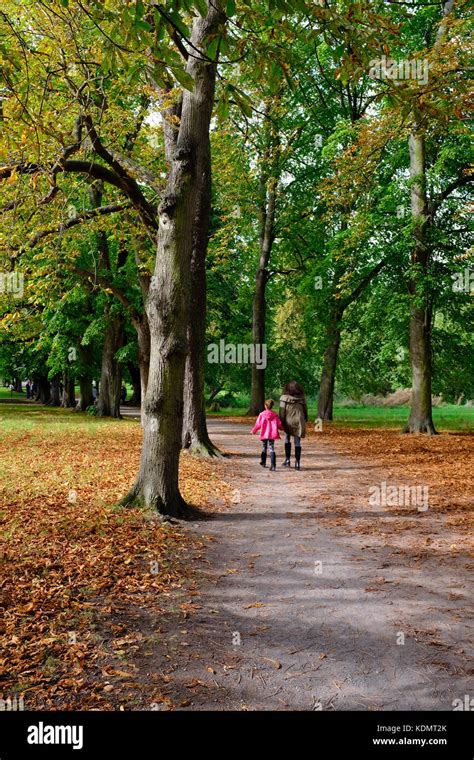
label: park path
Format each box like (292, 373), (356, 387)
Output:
(152, 419), (472, 711)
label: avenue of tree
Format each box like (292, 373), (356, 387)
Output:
(0, 0), (472, 515)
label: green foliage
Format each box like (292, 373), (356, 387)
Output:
(0, 0), (472, 412)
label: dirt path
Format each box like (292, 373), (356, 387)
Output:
(151, 419), (472, 711)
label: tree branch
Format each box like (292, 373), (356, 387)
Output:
(0, 160), (158, 233)
(430, 173), (473, 216)
(27, 202), (132, 248)
(341, 259), (386, 308)
(70, 265), (142, 326)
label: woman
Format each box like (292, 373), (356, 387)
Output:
(279, 380), (308, 470)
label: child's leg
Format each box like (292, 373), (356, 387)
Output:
(260, 440), (268, 467)
(269, 439), (276, 471)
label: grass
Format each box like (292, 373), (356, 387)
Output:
(3, 394), (472, 431)
(0, 403), (131, 433)
(209, 402), (473, 431)
(0, 383), (136, 401)
(0, 386), (24, 399)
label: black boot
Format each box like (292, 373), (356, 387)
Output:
(270, 451), (276, 471)
(283, 442), (291, 466)
(295, 446), (302, 470)
(260, 450), (267, 467)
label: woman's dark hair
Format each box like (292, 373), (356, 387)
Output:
(283, 380), (305, 397)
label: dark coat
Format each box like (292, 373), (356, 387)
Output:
(279, 394), (308, 438)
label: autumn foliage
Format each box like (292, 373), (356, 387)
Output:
(1, 408), (230, 709)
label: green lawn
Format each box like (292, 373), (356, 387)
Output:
(1, 394), (472, 432)
(0, 403), (137, 434)
(0, 386), (25, 399)
(209, 402), (473, 432)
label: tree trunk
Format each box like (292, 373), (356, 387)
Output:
(404, 1), (454, 434)
(128, 363), (142, 407)
(404, 129), (436, 434)
(121, 2), (225, 516)
(181, 120), (220, 456)
(49, 376), (61, 406)
(317, 308), (343, 420)
(96, 308), (125, 418)
(316, 259), (385, 421)
(136, 315), (150, 423)
(77, 343), (94, 411)
(78, 376), (93, 411)
(61, 371), (76, 408)
(36, 377), (50, 404)
(247, 116), (278, 416)
(248, 266), (268, 415)
(182, 312), (220, 456)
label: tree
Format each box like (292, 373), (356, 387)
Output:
(121, 2), (226, 514)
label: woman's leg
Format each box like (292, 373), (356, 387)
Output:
(294, 435), (302, 469)
(284, 433), (291, 466)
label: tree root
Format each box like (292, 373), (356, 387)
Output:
(118, 485), (200, 520)
(402, 420), (438, 435)
(183, 437), (226, 458)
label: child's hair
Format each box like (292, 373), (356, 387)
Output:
(264, 399), (274, 409)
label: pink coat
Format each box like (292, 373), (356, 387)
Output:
(251, 409), (283, 441)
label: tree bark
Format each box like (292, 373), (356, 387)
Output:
(88, 182), (126, 419)
(61, 371), (76, 408)
(78, 376), (93, 411)
(76, 343), (94, 411)
(136, 315), (150, 421)
(403, 1), (454, 434)
(247, 135), (278, 416)
(96, 308), (125, 418)
(35, 376), (50, 404)
(316, 260), (385, 420)
(404, 129), (436, 434)
(128, 362), (142, 407)
(317, 307), (343, 420)
(121, 2), (225, 516)
(49, 376), (61, 406)
(247, 162), (278, 416)
(248, 267), (268, 415)
(181, 124), (220, 456)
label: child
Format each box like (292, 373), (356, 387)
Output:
(251, 399), (283, 471)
